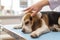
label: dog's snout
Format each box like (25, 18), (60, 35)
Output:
(22, 29), (25, 32)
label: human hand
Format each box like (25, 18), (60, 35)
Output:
(24, 2), (43, 17)
(24, 0), (49, 17)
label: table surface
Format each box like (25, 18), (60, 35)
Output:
(2, 24), (60, 40)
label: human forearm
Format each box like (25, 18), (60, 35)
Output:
(37, 0), (49, 8)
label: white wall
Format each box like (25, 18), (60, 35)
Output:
(1, 0), (20, 11)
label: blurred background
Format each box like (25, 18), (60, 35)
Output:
(0, 0), (52, 16)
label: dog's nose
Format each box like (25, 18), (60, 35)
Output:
(22, 29), (25, 32)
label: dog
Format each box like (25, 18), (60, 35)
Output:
(14, 11), (60, 38)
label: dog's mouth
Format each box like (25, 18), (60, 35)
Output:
(22, 29), (32, 34)
(21, 27), (32, 34)
(22, 29), (27, 33)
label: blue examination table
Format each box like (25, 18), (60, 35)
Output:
(3, 24), (60, 40)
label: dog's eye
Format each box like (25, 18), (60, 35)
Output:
(25, 21), (29, 25)
(30, 17), (32, 21)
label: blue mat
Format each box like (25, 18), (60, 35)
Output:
(14, 29), (60, 40)
(3, 24), (60, 40)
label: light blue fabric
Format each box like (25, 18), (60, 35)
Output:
(3, 24), (60, 40)
(15, 29), (60, 40)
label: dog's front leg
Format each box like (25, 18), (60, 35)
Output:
(14, 23), (23, 29)
(30, 19), (50, 38)
(30, 25), (50, 38)
(52, 25), (60, 32)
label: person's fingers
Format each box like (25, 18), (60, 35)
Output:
(31, 10), (38, 17)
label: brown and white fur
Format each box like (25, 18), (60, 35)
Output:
(14, 12), (60, 38)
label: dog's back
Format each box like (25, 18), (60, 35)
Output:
(41, 12), (60, 26)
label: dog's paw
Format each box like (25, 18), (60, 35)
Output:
(13, 24), (22, 29)
(52, 25), (59, 32)
(30, 32), (39, 38)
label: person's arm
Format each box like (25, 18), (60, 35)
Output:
(24, 0), (49, 16)
(41, 0), (49, 7)
(48, 0), (60, 10)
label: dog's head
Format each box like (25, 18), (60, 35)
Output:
(21, 12), (42, 33)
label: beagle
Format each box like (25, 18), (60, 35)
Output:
(14, 12), (60, 38)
